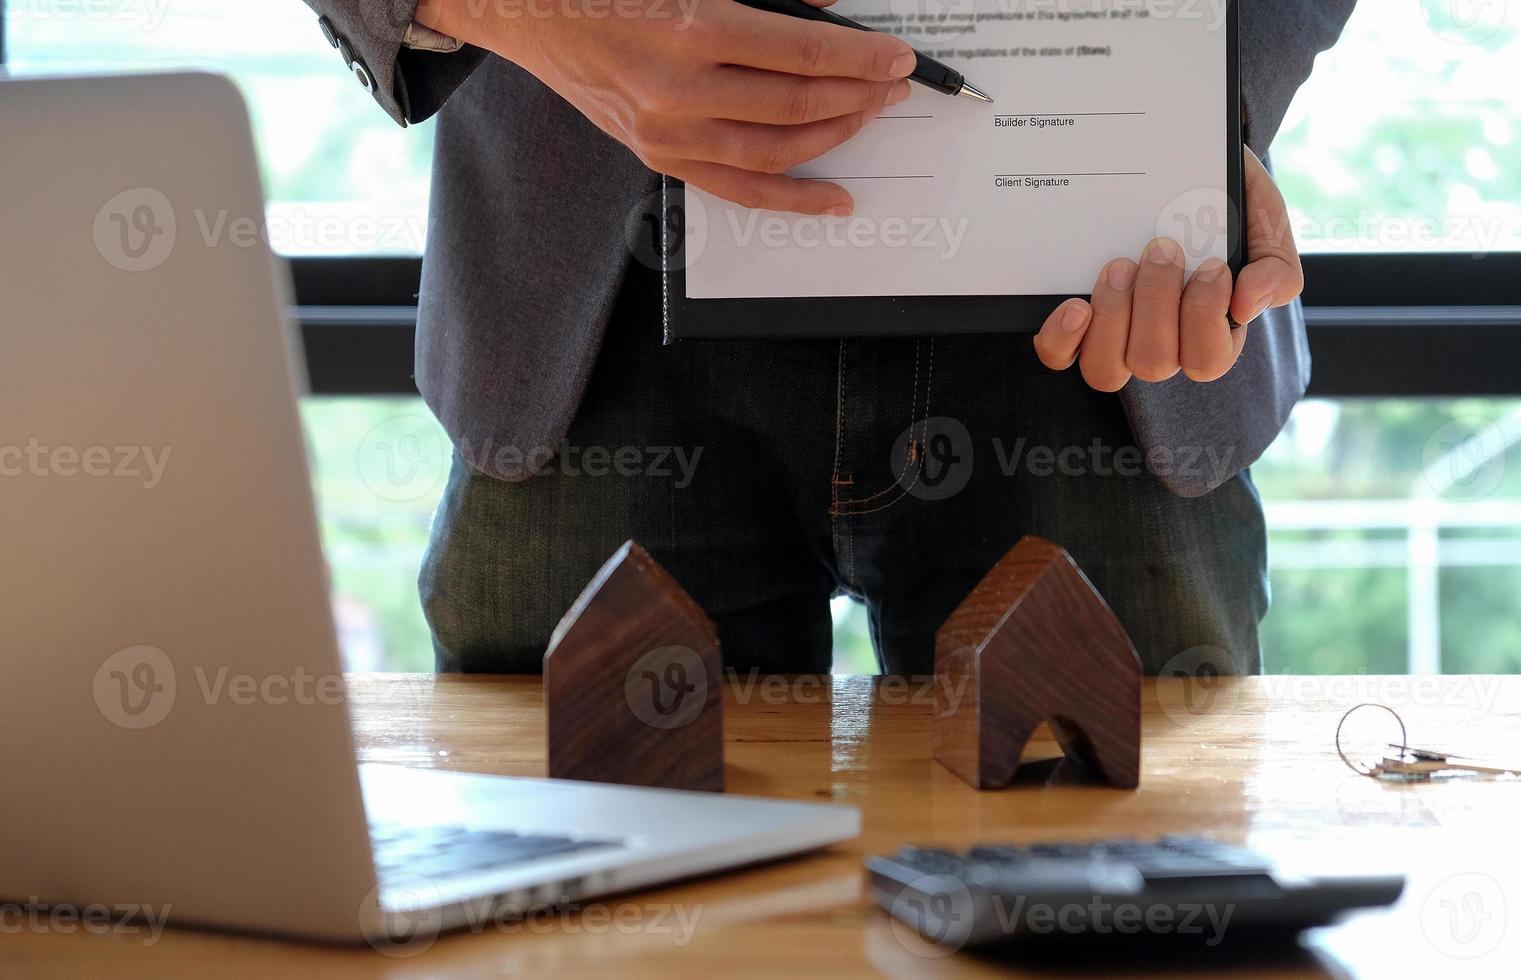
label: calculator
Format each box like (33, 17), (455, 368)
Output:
(868, 836), (1404, 951)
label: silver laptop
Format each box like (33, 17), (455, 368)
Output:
(0, 71), (858, 947)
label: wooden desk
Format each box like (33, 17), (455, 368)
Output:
(9, 675), (1521, 977)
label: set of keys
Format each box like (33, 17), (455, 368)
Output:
(1336, 703), (1521, 782)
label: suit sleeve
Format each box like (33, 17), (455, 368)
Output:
(1117, 1), (1359, 499)
(300, 0), (488, 127)
(1238, 0), (1358, 157)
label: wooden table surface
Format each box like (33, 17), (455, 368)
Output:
(10, 674), (1521, 978)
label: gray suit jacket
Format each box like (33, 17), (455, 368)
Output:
(305, 0), (1355, 496)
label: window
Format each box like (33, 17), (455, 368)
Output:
(8, 0), (439, 668)
(8, 2), (1518, 673)
(1239, 3), (1521, 674)
(5, 0), (433, 254)
(1256, 398), (1521, 673)
(1272, 1), (1520, 254)
(303, 399), (445, 671)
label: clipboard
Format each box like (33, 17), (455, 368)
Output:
(660, 0), (1242, 341)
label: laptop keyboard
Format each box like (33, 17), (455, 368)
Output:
(370, 822), (624, 885)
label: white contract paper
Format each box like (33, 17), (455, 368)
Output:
(685, 0), (1232, 299)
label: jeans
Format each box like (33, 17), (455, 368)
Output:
(419, 260), (1268, 675)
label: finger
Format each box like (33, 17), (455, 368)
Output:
(720, 8), (917, 82)
(1034, 299), (1092, 370)
(1079, 259), (1137, 392)
(1178, 258), (1235, 382)
(675, 87), (892, 174)
(1232, 146), (1304, 324)
(674, 160), (853, 215)
(1125, 237), (1184, 382)
(703, 68), (909, 125)
(1230, 255), (1301, 325)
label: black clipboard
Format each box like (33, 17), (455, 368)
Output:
(660, 1), (1242, 341)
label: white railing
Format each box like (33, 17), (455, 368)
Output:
(1264, 498), (1521, 673)
(1264, 404), (1521, 672)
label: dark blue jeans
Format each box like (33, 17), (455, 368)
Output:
(420, 261), (1268, 675)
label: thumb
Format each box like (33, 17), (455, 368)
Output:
(1232, 146), (1304, 323)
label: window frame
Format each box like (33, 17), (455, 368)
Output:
(287, 251), (1521, 399)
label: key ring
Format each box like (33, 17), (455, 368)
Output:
(1335, 702), (1408, 777)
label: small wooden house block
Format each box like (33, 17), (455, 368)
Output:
(933, 536), (1142, 790)
(544, 541), (724, 792)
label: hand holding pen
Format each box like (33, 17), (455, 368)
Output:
(413, 0), (987, 215)
(735, 0), (992, 103)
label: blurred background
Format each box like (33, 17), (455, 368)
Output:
(8, 0), (1519, 673)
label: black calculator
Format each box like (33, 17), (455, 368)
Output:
(868, 836), (1404, 951)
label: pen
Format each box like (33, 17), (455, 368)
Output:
(734, 0), (994, 103)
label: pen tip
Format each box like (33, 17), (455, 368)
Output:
(958, 82), (994, 104)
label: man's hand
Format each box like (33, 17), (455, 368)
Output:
(416, 0), (914, 215)
(1032, 147), (1304, 390)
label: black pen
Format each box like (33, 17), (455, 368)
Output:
(735, 0), (994, 103)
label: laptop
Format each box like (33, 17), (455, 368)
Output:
(0, 71), (858, 947)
